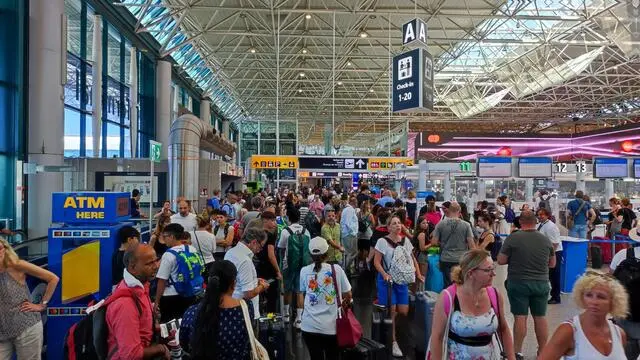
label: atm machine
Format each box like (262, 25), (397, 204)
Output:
(46, 192), (132, 360)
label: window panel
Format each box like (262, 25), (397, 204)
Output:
(106, 122), (120, 158)
(64, 55), (82, 109)
(107, 26), (121, 81)
(64, 0), (82, 56)
(64, 107), (81, 157)
(85, 113), (93, 157)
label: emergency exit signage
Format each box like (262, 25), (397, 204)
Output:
(150, 141), (162, 163)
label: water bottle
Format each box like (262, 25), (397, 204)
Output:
(167, 338), (182, 360)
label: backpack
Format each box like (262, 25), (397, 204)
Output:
(303, 211), (321, 238)
(64, 289), (142, 360)
(214, 223), (230, 239)
(383, 237), (416, 285)
(166, 245), (205, 298)
(358, 214), (371, 233)
(612, 248), (640, 321)
(284, 226), (312, 272)
(222, 203), (236, 220)
(491, 234), (503, 261)
(504, 207), (516, 223)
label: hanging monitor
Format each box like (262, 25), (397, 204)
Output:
(477, 157), (512, 178)
(518, 157), (552, 178)
(633, 158), (640, 178)
(593, 158), (628, 178)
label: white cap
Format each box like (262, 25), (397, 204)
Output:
(309, 236), (329, 255)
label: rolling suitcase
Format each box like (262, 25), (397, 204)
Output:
(592, 236), (613, 264)
(341, 337), (386, 360)
(425, 254), (444, 293)
(257, 315), (286, 360)
(371, 279), (393, 358)
(413, 291), (437, 359)
(590, 245), (603, 269)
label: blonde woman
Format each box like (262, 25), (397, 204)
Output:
(539, 271), (628, 360)
(0, 237), (59, 359)
(429, 249), (515, 360)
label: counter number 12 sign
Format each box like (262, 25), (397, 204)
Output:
(555, 161), (587, 173)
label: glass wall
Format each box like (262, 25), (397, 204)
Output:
(64, 0), (154, 158)
(0, 0), (26, 233)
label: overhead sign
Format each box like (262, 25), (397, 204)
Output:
(368, 157), (413, 170)
(149, 140), (162, 163)
(392, 48), (434, 112)
(298, 157), (369, 171)
(250, 155), (299, 169)
(51, 192), (131, 224)
(402, 18), (428, 47)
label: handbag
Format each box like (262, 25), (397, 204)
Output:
(330, 264), (363, 348)
(567, 200), (586, 229)
(426, 287), (454, 359)
(239, 300), (269, 360)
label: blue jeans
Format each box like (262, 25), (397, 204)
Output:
(569, 224), (587, 239)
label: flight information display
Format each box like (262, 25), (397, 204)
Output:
(634, 159), (640, 178)
(593, 158), (628, 178)
(477, 157), (512, 178)
(518, 157), (552, 178)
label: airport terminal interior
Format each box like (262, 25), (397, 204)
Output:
(2, 0), (640, 359)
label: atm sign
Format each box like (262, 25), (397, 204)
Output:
(63, 196), (106, 219)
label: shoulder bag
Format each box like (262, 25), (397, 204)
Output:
(239, 300), (269, 360)
(330, 264), (363, 348)
(567, 200), (586, 229)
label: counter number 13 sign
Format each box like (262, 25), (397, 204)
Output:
(555, 161), (587, 173)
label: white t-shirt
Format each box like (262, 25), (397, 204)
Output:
(214, 224), (232, 253)
(156, 244), (199, 297)
(538, 220), (562, 252)
(224, 242), (260, 318)
(299, 263), (352, 335)
(170, 213), (198, 232)
(374, 236), (414, 270)
(610, 247), (640, 272)
(190, 230), (216, 264)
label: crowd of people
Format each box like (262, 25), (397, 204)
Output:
(1, 184), (640, 360)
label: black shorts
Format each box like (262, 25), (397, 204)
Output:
(358, 238), (371, 251)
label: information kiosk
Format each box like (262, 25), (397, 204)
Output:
(46, 192), (132, 360)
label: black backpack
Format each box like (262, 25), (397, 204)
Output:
(64, 289), (142, 360)
(214, 223), (230, 238)
(358, 214), (371, 233)
(613, 248), (640, 321)
(303, 211), (321, 238)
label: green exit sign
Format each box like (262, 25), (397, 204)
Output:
(150, 140), (162, 163)
(459, 161), (472, 172)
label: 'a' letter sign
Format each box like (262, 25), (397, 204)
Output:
(402, 18), (428, 47)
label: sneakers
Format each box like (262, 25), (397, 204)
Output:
(515, 353), (524, 360)
(392, 341), (403, 357)
(283, 314), (290, 323)
(293, 317), (302, 330)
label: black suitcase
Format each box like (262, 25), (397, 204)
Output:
(341, 337), (386, 360)
(591, 245), (603, 269)
(257, 315), (286, 360)
(371, 279), (393, 358)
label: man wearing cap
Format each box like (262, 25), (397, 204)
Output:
(298, 236), (352, 359)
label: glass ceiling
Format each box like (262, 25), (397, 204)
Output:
(124, 0), (243, 122)
(438, 0), (595, 75)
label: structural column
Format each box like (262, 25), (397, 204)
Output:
(418, 160), (427, 191)
(200, 99), (211, 124)
(477, 179), (487, 201)
(604, 179), (614, 202)
(576, 170), (586, 193)
(525, 178), (534, 202)
(443, 174), (452, 201)
(222, 119), (230, 140)
(156, 60), (172, 158)
(129, 47), (138, 157)
(91, 15), (102, 157)
(28, 0), (65, 238)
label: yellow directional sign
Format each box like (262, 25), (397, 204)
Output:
(368, 157), (413, 170)
(250, 155), (299, 169)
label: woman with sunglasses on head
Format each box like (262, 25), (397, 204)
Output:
(539, 271), (627, 360)
(429, 249), (515, 360)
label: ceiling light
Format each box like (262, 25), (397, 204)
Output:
(305, 14), (311, 19)
(369, 89), (374, 93)
(249, 48), (256, 53)
(337, 81), (343, 85)
(299, 72), (305, 77)
(347, 61), (352, 66)
(359, 31), (369, 38)
(301, 48), (308, 54)
(298, 88), (303, 93)
(383, 72), (388, 76)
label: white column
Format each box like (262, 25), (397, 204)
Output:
(605, 179), (615, 201)
(28, 0), (64, 238)
(525, 178), (534, 202)
(156, 60), (172, 158)
(576, 170), (586, 193)
(91, 15), (102, 157)
(443, 174), (452, 201)
(129, 47), (138, 157)
(418, 160), (427, 191)
(477, 179), (487, 201)
(200, 99), (211, 125)
(222, 119), (230, 140)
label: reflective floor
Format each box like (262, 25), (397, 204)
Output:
(284, 264), (581, 360)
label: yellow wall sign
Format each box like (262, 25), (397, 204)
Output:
(368, 157), (414, 170)
(250, 155), (299, 169)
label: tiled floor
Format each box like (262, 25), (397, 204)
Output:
(284, 264), (582, 359)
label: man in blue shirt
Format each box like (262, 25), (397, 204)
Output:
(206, 189), (221, 212)
(376, 190), (395, 207)
(566, 190), (592, 239)
(129, 189), (146, 218)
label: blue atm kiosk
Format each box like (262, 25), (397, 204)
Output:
(47, 192), (132, 360)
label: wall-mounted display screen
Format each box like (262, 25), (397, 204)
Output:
(634, 159), (640, 178)
(477, 157), (512, 178)
(518, 157), (552, 178)
(95, 172), (167, 207)
(593, 158), (628, 178)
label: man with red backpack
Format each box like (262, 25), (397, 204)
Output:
(107, 244), (169, 359)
